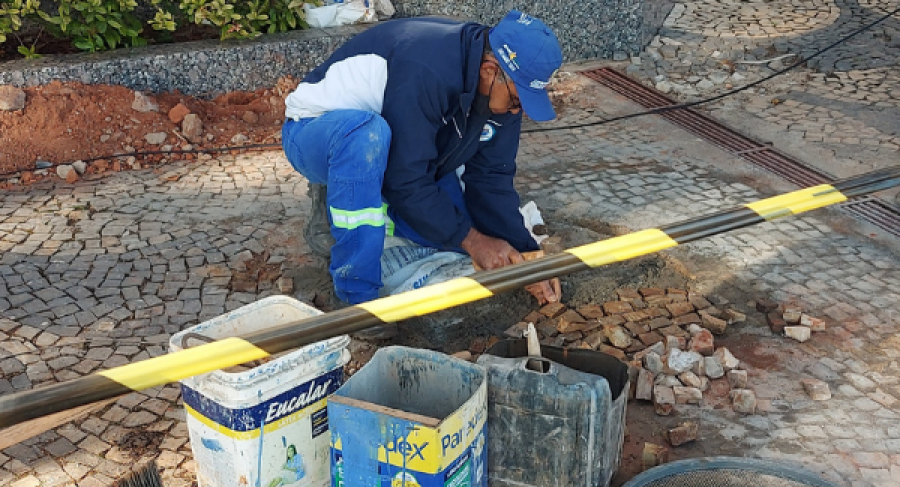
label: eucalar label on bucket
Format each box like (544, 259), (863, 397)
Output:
(183, 367), (343, 487)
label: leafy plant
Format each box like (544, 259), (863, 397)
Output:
(262, 0), (309, 34)
(148, 8), (175, 31)
(2, 0), (313, 57)
(179, 0), (307, 40)
(17, 42), (41, 57)
(0, 0), (40, 44)
(41, 0), (146, 52)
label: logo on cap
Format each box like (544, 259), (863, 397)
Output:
(517, 13), (534, 25)
(499, 44), (520, 71)
(529, 79), (550, 89)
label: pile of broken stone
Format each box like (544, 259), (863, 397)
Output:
(506, 287), (755, 417)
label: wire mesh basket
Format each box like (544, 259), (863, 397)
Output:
(623, 457), (841, 487)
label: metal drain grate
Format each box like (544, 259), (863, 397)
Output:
(582, 67), (900, 237)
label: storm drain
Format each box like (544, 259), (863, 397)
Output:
(581, 67), (900, 238)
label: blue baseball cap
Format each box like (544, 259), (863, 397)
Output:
(489, 10), (563, 122)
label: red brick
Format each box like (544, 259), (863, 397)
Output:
(168, 103), (191, 124)
(584, 331), (607, 349)
(647, 317), (673, 330)
(653, 386), (676, 415)
(537, 321), (559, 338)
(625, 321), (648, 336)
(659, 325), (690, 338)
(689, 329), (715, 356)
(645, 295), (675, 306)
(638, 331), (664, 346)
(800, 314), (826, 331)
(597, 315), (627, 327)
(539, 302), (567, 318)
(689, 295), (712, 309)
(604, 325), (633, 349)
(767, 312), (786, 334)
(617, 289), (643, 302)
(672, 313), (702, 326)
(626, 342), (646, 354)
(575, 304), (605, 319)
(523, 311), (545, 324)
(667, 422), (698, 446)
(603, 301), (634, 315)
(645, 307), (670, 319)
(666, 302), (695, 317)
(756, 298), (779, 313)
(557, 310), (588, 333)
(622, 310), (651, 322)
(700, 312), (727, 335)
(639, 288), (665, 297)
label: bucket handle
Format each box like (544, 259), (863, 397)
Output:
(181, 332), (215, 349)
(524, 323), (548, 373)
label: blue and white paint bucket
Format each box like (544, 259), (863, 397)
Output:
(169, 296), (350, 487)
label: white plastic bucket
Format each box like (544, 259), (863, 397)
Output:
(168, 296), (350, 487)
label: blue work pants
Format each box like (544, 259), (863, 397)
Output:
(282, 110), (392, 304)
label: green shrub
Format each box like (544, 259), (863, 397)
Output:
(0, 0), (40, 44)
(179, 0), (309, 40)
(1, 0), (311, 57)
(40, 0), (149, 51)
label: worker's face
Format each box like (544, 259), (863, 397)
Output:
(480, 61), (522, 116)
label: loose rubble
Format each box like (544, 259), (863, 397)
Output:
(756, 300), (827, 342)
(508, 287), (757, 421)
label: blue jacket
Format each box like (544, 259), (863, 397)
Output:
(286, 18), (539, 252)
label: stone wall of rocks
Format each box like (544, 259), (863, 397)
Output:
(392, 0), (645, 61)
(0, 0), (663, 96)
(0, 26), (364, 97)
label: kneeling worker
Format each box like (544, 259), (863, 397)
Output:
(282, 10), (563, 310)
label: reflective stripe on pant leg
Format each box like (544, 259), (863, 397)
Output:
(383, 205), (395, 237)
(330, 205), (386, 230)
(325, 112), (392, 304)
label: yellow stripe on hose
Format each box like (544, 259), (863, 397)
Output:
(566, 229), (679, 267)
(99, 338), (269, 391)
(745, 185), (847, 221)
(360, 277), (493, 323)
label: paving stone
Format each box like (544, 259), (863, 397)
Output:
(10, 475), (41, 487)
(77, 435), (111, 456)
(802, 378), (832, 401)
(846, 373), (878, 392)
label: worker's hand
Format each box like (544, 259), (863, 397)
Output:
(509, 252), (561, 305)
(524, 278), (561, 306)
(462, 229), (561, 304)
(461, 228), (520, 270)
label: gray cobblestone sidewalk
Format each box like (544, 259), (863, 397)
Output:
(2, 0), (900, 483)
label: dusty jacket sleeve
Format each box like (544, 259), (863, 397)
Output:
(380, 63), (474, 249)
(462, 115), (539, 252)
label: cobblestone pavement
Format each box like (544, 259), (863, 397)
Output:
(2, 0), (900, 485)
(626, 0), (900, 183)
